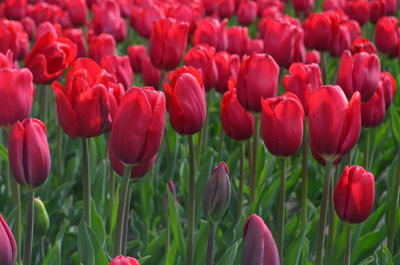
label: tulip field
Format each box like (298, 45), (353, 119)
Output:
(1, 0), (400, 265)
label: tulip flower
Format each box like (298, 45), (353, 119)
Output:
(34, 22), (61, 42)
(336, 50), (380, 102)
(343, 0), (370, 26)
(261, 92), (304, 157)
(283, 63), (322, 115)
(149, 18), (189, 71)
(0, 215), (16, 265)
(27, 2), (62, 25)
(305, 50), (321, 64)
(2, 0), (27, 20)
(63, 28), (87, 58)
(218, 0), (235, 18)
(89, 33), (116, 64)
(109, 255), (140, 265)
(350, 38), (377, 54)
(237, 53), (279, 112)
(0, 19), (29, 60)
(101, 55), (133, 90)
(21, 17), (36, 40)
(293, 0), (314, 14)
(130, 5), (165, 39)
(226, 26), (250, 57)
(361, 83), (386, 128)
(127, 45), (149, 73)
(192, 17), (227, 51)
(164, 66), (206, 135)
(142, 58), (161, 90)
(380, 72), (396, 109)
(8, 118), (50, 188)
(303, 12), (333, 51)
(0, 66), (34, 128)
(52, 58), (124, 139)
(241, 214), (280, 265)
(24, 31), (77, 84)
(334, 166), (375, 223)
(375, 16), (398, 56)
(33, 197), (49, 236)
(64, 0), (87, 27)
(184, 44), (218, 92)
(237, 0), (258, 26)
(214, 51), (240, 94)
(0, 50), (14, 69)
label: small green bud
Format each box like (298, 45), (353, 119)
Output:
(34, 197), (49, 236)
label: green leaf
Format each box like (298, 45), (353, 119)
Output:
(0, 143), (8, 163)
(216, 239), (241, 265)
(86, 226), (109, 265)
(91, 199), (106, 245)
(390, 107), (400, 144)
(77, 219), (95, 265)
(41, 244), (60, 265)
(167, 187), (186, 262)
(351, 229), (386, 264)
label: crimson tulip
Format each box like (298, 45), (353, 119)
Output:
(380, 72), (396, 109)
(142, 58), (161, 90)
(9, 118), (50, 188)
(303, 12), (333, 51)
(109, 256), (140, 265)
(0, 19), (29, 60)
(306, 50), (321, 64)
(149, 18), (189, 71)
(89, 33), (116, 64)
(34, 22), (61, 42)
(110, 86), (165, 165)
(375, 16), (398, 56)
(369, 0), (386, 23)
(0, 215), (16, 265)
(2, 0), (27, 20)
(336, 50), (380, 102)
(241, 214), (280, 265)
(63, 28), (87, 58)
(237, 0), (258, 26)
(130, 5), (165, 39)
(214, 51), (240, 94)
(193, 17), (228, 52)
(309, 85), (361, 159)
(64, 0), (87, 27)
(218, 0), (235, 18)
(226, 26), (250, 57)
(343, 0), (370, 26)
(127, 45), (148, 73)
(166, 1), (203, 34)
(361, 83), (386, 127)
(101, 55), (133, 90)
(293, 0), (314, 14)
(333, 165), (375, 223)
(350, 38), (377, 54)
(21, 17), (36, 40)
(0, 50), (14, 68)
(237, 53), (279, 112)
(27, 3), (62, 25)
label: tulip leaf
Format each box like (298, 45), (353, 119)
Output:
(390, 107), (400, 144)
(90, 199), (106, 246)
(284, 223), (310, 265)
(41, 244), (60, 265)
(216, 239), (242, 265)
(194, 221), (210, 265)
(360, 203), (386, 236)
(167, 187), (186, 263)
(86, 226), (109, 265)
(0, 143), (8, 164)
(351, 229), (386, 264)
(77, 219), (95, 265)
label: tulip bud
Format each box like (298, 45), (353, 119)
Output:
(241, 214), (280, 265)
(141, 58), (161, 90)
(109, 255), (140, 265)
(333, 166), (375, 223)
(89, 33), (116, 64)
(127, 45), (148, 73)
(226, 26), (250, 57)
(34, 197), (49, 236)
(361, 83), (386, 128)
(380, 72), (396, 110)
(0, 215), (17, 265)
(130, 5), (164, 39)
(375, 16), (398, 56)
(214, 51), (240, 94)
(303, 12), (333, 51)
(237, 0), (258, 26)
(0, 19), (29, 60)
(202, 162), (231, 223)
(343, 0), (370, 26)
(63, 28), (87, 58)
(350, 38), (377, 54)
(193, 17), (227, 51)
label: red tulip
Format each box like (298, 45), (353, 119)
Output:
(343, 0), (370, 26)
(247, 39), (264, 54)
(226, 26), (250, 57)
(336, 50), (380, 102)
(237, 53), (279, 112)
(293, 0), (314, 13)
(0, 66), (34, 128)
(142, 58), (161, 90)
(375, 16), (398, 56)
(0, 19), (29, 60)
(333, 165), (375, 223)
(149, 18), (189, 71)
(369, 0), (386, 23)
(65, 0), (87, 27)
(110, 86), (165, 165)
(21, 17), (36, 40)
(385, 0), (397, 15)
(0, 50), (14, 69)
(241, 214), (280, 265)
(309, 85), (361, 159)
(218, 0), (235, 18)
(63, 28), (87, 58)
(184, 44), (218, 92)
(164, 66), (206, 135)
(214, 51), (240, 94)
(130, 5), (165, 39)
(193, 17), (228, 51)
(35, 22), (61, 42)
(221, 77), (254, 141)
(380, 72), (396, 109)
(305, 50), (321, 64)
(127, 45), (149, 73)
(27, 3), (63, 25)
(361, 82), (386, 127)
(261, 92), (304, 156)
(24, 31), (77, 84)
(166, 1), (204, 34)
(303, 12), (333, 51)
(89, 33), (116, 64)
(109, 255), (140, 265)
(101, 55), (133, 90)
(257, 0), (284, 16)
(9, 118), (50, 188)
(52, 58), (124, 138)
(350, 37), (377, 54)
(2, 0), (27, 20)
(0, 215), (16, 265)
(237, 0), (258, 26)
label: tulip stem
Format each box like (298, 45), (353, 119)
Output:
(300, 119), (308, 226)
(187, 134), (196, 265)
(249, 114), (260, 205)
(388, 151), (400, 253)
(238, 142), (245, 218)
(107, 134), (115, 232)
(206, 223), (217, 265)
(113, 164), (133, 256)
(326, 166), (340, 265)
(82, 138), (91, 227)
(344, 224), (352, 265)
(23, 189), (35, 265)
(277, 158), (287, 260)
(122, 184), (132, 255)
(315, 160), (333, 265)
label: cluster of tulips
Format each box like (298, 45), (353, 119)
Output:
(0, 0), (399, 264)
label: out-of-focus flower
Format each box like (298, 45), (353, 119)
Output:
(214, 51), (240, 94)
(89, 33), (116, 64)
(130, 5), (165, 39)
(193, 17), (228, 51)
(0, 19), (29, 60)
(101, 55), (133, 90)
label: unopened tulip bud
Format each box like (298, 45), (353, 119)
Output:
(34, 197), (49, 236)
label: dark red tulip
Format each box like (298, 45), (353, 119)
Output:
(237, 0), (258, 26)
(241, 214), (280, 265)
(336, 50), (380, 102)
(385, 0), (397, 15)
(261, 92), (304, 156)
(0, 19), (29, 60)
(9, 118), (50, 188)
(110, 86), (165, 165)
(164, 66), (206, 135)
(27, 3), (63, 25)
(184, 44), (218, 92)
(63, 28), (87, 58)
(361, 82), (386, 127)
(65, 0), (88, 27)
(293, 0), (314, 14)
(247, 39), (264, 54)
(24, 31), (77, 84)
(149, 18), (189, 71)
(130, 5), (165, 39)
(0, 50), (14, 69)
(193, 17), (228, 51)
(310, 145), (343, 166)
(142, 58), (161, 90)
(109, 255), (140, 265)
(306, 50), (321, 64)
(329, 16), (361, 57)
(89, 33), (116, 64)
(264, 17), (305, 68)
(350, 37), (377, 54)
(127, 45), (148, 73)
(333, 165), (375, 223)
(52, 58), (124, 138)
(90, 0), (127, 42)
(0, 62), (34, 128)
(257, 0), (284, 16)
(218, 0), (235, 18)
(237, 53), (279, 112)
(380, 72), (396, 109)
(283, 62), (322, 115)
(0, 215), (17, 265)
(2, 0), (27, 20)
(309, 85), (361, 159)
(35, 22), (61, 42)
(221, 78), (254, 141)
(303, 12), (333, 51)
(21, 17), (36, 40)
(369, 0), (386, 23)
(166, 1), (204, 34)
(343, 0), (370, 26)
(101, 55), (133, 90)
(214, 51), (240, 94)
(375, 16), (398, 56)
(226, 26), (250, 57)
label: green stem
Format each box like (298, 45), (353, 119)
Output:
(218, 128), (224, 160)
(40, 85), (48, 123)
(187, 135), (196, 265)
(315, 160), (333, 265)
(344, 224), (352, 265)
(249, 114), (260, 205)
(301, 119), (308, 226)
(113, 164), (133, 256)
(166, 214), (171, 252)
(82, 138), (91, 227)
(365, 129), (371, 171)
(321, 52), (328, 84)
(206, 223), (217, 265)
(277, 158), (287, 259)
(326, 167), (340, 265)
(122, 184), (132, 255)
(388, 151), (400, 252)
(57, 126), (63, 182)
(238, 142), (245, 218)
(107, 135), (115, 232)
(40, 237), (45, 262)
(23, 189), (35, 265)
